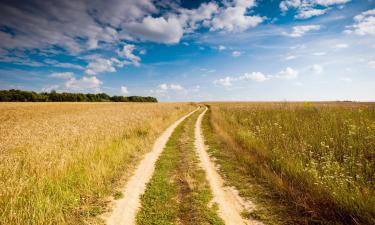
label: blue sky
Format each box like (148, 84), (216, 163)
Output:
(0, 0), (374, 101)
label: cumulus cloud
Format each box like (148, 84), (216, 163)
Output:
(0, 0), (135, 53)
(313, 0), (351, 7)
(345, 9), (375, 36)
(45, 60), (84, 70)
(208, 0), (263, 32)
(85, 57), (117, 75)
(284, 55), (297, 60)
(156, 83), (185, 92)
(284, 25), (321, 37)
(65, 76), (102, 91)
(333, 43), (349, 49)
(214, 67), (300, 87)
(280, 0), (301, 12)
(280, 0), (350, 19)
(84, 45), (142, 75)
(178, 2), (219, 31)
(276, 67), (299, 79)
(243, 72), (269, 82)
(313, 52), (327, 56)
(0, 0), (265, 56)
(124, 0), (263, 43)
(117, 44), (141, 66)
(296, 8), (328, 19)
(310, 64), (324, 74)
(214, 76), (235, 87)
(124, 16), (184, 44)
(232, 51), (242, 57)
(121, 86), (129, 94)
(214, 71), (269, 86)
(218, 45), (226, 51)
(50, 72), (74, 79)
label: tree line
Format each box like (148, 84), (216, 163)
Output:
(0, 89), (157, 102)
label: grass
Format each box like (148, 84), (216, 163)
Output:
(0, 102), (195, 225)
(203, 102), (375, 225)
(136, 108), (224, 225)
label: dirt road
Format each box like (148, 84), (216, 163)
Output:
(105, 107), (199, 225)
(194, 107), (262, 225)
(105, 106), (262, 225)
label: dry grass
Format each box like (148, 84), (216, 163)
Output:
(206, 102), (375, 224)
(0, 102), (195, 225)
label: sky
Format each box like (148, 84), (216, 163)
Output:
(0, 0), (374, 102)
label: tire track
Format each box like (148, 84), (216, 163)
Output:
(194, 107), (263, 225)
(105, 107), (199, 225)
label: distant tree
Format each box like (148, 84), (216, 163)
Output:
(0, 89), (158, 102)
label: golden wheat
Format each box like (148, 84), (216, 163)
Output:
(0, 102), (195, 224)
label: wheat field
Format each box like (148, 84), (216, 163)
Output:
(0, 102), (195, 224)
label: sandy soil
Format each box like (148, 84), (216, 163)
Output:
(194, 107), (263, 225)
(105, 107), (199, 225)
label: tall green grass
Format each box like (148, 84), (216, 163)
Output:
(207, 102), (375, 224)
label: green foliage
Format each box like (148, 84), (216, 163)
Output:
(0, 89), (157, 102)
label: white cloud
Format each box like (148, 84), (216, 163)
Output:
(50, 72), (74, 79)
(284, 55), (297, 60)
(117, 44), (141, 66)
(0, 0), (264, 55)
(285, 25), (321, 37)
(85, 57), (116, 75)
(170, 84), (184, 91)
(208, 0), (263, 32)
(178, 2), (219, 31)
(312, 52), (327, 56)
(368, 60), (375, 69)
(232, 51), (242, 57)
(276, 67), (299, 79)
(125, 16), (184, 44)
(311, 64), (324, 74)
(296, 8), (328, 19)
(214, 71), (269, 87)
(84, 45), (142, 75)
(280, 0), (301, 12)
(65, 76), (102, 91)
(280, 0), (350, 19)
(214, 76), (235, 86)
(242, 72), (269, 82)
(44, 60), (84, 70)
(313, 0), (351, 7)
(156, 83), (185, 92)
(333, 43), (349, 49)
(345, 9), (375, 36)
(218, 45), (226, 51)
(121, 86), (129, 94)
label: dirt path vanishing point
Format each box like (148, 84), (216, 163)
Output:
(195, 107), (263, 225)
(105, 107), (199, 225)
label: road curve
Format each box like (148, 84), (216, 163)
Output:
(194, 107), (262, 225)
(105, 107), (199, 225)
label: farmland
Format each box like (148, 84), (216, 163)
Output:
(203, 102), (375, 224)
(0, 102), (195, 224)
(1, 101), (374, 225)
